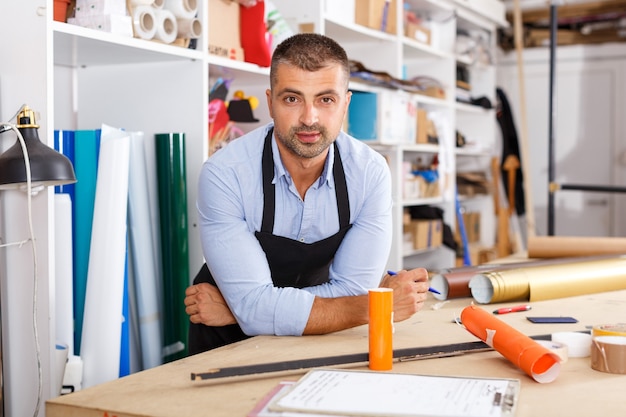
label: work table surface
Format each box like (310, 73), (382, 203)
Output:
(47, 290), (626, 417)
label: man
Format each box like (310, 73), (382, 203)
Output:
(184, 33), (429, 355)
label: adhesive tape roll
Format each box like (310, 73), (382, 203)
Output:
(591, 335), (626, 374)
(536, 340), (568, 363)
(164, 0), (197, 19)
(551, 332), (592, 358)
(592, 323), (626, 337)
(154, 9), (178, 44)
(132, 6), (157, 40)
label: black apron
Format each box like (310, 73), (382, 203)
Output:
(188, 129), (352, 354)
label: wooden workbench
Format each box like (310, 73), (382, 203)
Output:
(47, 290), (626, 416)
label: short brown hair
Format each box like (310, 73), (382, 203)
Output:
(270, 33), (350, 89)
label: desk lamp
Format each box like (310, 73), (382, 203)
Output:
(0, 105), (76, 191)
(0, 104), (76, 417)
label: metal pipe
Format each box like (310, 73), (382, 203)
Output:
(547, 3), (558, 235)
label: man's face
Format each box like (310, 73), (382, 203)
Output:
(266, 63), (352, 160)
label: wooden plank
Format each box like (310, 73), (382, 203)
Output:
(526, 28), (626, 47)
(509, 0), (626, 24)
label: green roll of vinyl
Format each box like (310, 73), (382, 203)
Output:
(155, 133), (190, 362)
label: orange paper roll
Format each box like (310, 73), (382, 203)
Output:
(461, 304), (561, 383)
(368, 288), (393, 371)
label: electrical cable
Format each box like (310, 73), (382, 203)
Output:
(0, 103), (43, 417)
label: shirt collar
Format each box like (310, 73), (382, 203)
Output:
(270, 132), (335, 190)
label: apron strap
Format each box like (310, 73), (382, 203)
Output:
(260, 129), (350, 233)
(260, 128), (276, 233)
(332, 141), (350, 229)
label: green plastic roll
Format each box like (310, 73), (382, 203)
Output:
(155, 132), (190, 362)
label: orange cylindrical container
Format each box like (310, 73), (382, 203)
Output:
(368, 288), (393, 371)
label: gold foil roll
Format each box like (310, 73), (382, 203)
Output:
(469, 256), (626, 304)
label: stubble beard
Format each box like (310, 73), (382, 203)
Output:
(275, 124), (335, 159)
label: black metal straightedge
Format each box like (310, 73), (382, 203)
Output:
(191, 334), (557, 382)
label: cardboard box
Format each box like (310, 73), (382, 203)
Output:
(431, 219), (443, 247)
(410, 219), (443, 250)
(455, 211), (481, 244)
(355, 0), (397, 35)
(416, 108), (428, 144)
(208, 0), (244, 61)
(411, 220), (430, 250)
(405, 22), (431, 45)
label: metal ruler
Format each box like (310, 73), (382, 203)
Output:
(191, 334), (555, 382)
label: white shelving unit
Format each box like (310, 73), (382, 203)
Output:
(0, 1), (505, 413)
(270, 0), (505, 270)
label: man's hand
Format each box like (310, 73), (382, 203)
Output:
(379, 268), (430, 322)
(184, 283), (237, 326)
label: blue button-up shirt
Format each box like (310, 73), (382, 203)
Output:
(197, 123), (392, 336)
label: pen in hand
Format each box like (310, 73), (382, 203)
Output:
(387, 270), (441, 295)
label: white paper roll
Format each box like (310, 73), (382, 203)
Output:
(152, 0), (165, 9)
(128, 131), (164, 370)
(80, 124), (130, 389)
(164, 0), (198, 19)
(131, 5), (157, 40)
(54, 193), (74, 356)
(176, 17), (201, 38)
(154, 9), (178, 44)
(54, 343), (69, 396)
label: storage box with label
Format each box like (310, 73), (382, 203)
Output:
(410, 219), (443, 250)
(405, 22), (431, 45)
(208, 0), (244, 61)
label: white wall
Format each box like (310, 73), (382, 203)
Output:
(496, 42), (626, 237)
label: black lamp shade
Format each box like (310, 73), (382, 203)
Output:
(0, 124), (77, 190)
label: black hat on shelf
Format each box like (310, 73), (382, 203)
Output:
(227, 100), (259, 123)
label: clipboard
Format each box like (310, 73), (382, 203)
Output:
(269, 369), (519, 417)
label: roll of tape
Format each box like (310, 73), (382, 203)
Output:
(591, 335), (626, 374)
(132, 6), (157, 40)
(551, 332), (592, 358)
(176, 17), (201, 39)
(164, 0), (197, 19)
(592, 323), (626, 337)
(536, 340), (569, 363)
(154, 9), (178, 44)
